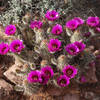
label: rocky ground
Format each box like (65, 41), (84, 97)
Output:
(0, 0), (100, 100)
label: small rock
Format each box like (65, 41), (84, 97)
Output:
(63, 94), (80, 100)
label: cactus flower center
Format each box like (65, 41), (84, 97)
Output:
(9, 28), (14, 32)
(14, 44), (20, 50)
(50, 13), (55, 17)
(52, 44), (58, 49)
(60, 79), (66, 85)
(56, 30), (60, 34)
(32, 76), (38, 80)
(1, 47), (7, 52)
(45, 70), (51, 77)
(66, 68), (73, 76)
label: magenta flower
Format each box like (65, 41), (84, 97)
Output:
(5, 25), (16, 35)
(40, 72), (49, 85)
(65, 43), (79, 55)
(66, 19), (79, 30)
(95, 23), (100, 32)
(48, 39), (61, 52)
(0, 43), (9, 55)
(74, 41), (85, 52)
(83, 32), (91, 37)
(45, 10), (59, 21)
(41, 66), (54, 79)
(10, 40), (24, 53)
(30, 20), (43, 29)
(86, 17), (99, 27)
(51, 24), (63, 35)
(57, 75), (70, 87)
(27, 70), (42, 83)
(96, 27), (100, 32)
(73, 17), (84, 25)
(80, 76), (87, 83)
(62, 65), (77, 79)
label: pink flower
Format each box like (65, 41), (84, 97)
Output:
(51, 24), (63, 35)
(10, 40), (24, 53)
(62, 65), (77, 79)
(27, 70), (42, 83)
(86, 16), (99, 27)
(5, 25), (16, 35)
(66, 19), (79, 30)
(73, 17), (84, 25)
(45, 10), (59, 21)
(48, 39), (61, 52)
(96, 27), (100, 32)
(65, 43), (79, 55)
(30, 20), (43, 29)
(40, 72), (49, 85)
(95, 23), (100, 32)
(0, 43), (9, 55)
(41, 66), (54, 79)
(57, 75), (70, 87)
(74, 41), (85, 52)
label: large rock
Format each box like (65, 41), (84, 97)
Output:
(0, 79), (13, 91)
(4, 64), (25, 85)
(0, 79), (13, 99)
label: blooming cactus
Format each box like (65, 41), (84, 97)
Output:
(5, 25), (16, 35)
(74, 41), (85, 52)
(40, 72), (49, 85)
(48, 39), (61, 52)
(62, 65), (77, 79)
(51, 24), (63, 35)
(2, 13), (97, 96)
(73, 17), (84, 25)
(65, 43), (79, 55)
(45, 10), (59, 21)
(57, 75), (70, 87)
(41, 66), (54, 79)
(86, 16), (99, 27)
(0, 43), (9, 55)
(66, 19), (79, 30)
(27, 70), (42, 83)
(10, 40), (24, 53)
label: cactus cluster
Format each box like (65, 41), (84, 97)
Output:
(1, 9), (99, 96)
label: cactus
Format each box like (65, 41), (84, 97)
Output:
(5, 13), (97, 96)
(0, 0), (99, 98)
